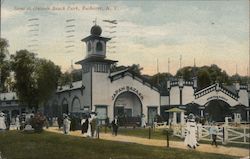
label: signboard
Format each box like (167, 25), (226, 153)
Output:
(112, 86), (143, 101)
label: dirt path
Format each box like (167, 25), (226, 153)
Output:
(46, 127), (249, 158)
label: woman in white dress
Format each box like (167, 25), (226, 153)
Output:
(15, 116), (20, 130)
(184, 114), (199, 149)
(86, 114), (92, 137)
(0, 112), (6, 131)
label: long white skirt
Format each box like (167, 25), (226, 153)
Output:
(0, 117), (6, 130)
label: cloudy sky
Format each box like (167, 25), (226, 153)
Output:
(1, 0), (249, 76)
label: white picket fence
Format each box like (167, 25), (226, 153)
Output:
(154, 123), (250, 145)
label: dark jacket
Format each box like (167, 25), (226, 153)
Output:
(81, 118), (89, 134)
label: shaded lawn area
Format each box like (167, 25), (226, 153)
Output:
(100, 127), (250, 149)
(0, 131), (235, 159)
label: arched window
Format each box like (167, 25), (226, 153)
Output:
(96, 42), (103, 51)
(88, 42), (91, 52)
(71, 97), (81, 112)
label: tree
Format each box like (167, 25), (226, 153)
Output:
(150, 72), (173, 89)
(197, 69), (211, 90)
(0, 38), (11, 92)
(12, 50), (37, 108)
(12, 50), (61, 110)
(36, 59), (61, 105)
(175, 66), (196, 81)
(129, 64), (143, 75)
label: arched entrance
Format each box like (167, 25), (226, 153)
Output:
(204, 100), (232, 122)
(71, 97), (81, 113)
(114, 91), (142, 118)
(61, 98), (69, 115)
(185, 103), (201, 116)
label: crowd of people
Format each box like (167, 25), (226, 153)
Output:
(0, 110), (220, 148)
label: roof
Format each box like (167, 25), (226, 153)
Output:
(0, 92), (18, 101)
(222, 85), (237, 95)
(165, 108), (186, 112)
(109, 69), (159, 92)
(57, 81), (84, 93)
(109, 68), (129, 77)
(76, 56), (118, 65)
(81, 35), (111, 42)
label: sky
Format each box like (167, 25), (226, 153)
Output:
(1, 0), (249, 76)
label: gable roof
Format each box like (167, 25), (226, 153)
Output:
(109, 69), (160, 92)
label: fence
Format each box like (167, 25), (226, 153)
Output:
(155, 123), (250, 145)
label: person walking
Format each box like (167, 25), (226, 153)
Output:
(210, 122), (219, 147)
(81, 116), (89, 135)
(15, 115), (20, 130)
(184, 114), (199, 149)
(90, 113), (97, 138)
(112, 116), (119, 136)
(0, 112), (6, 131)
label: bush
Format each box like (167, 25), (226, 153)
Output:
(31, 113), (46, 133)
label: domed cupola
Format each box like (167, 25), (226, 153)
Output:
(81, 24), (110, 58)
(90, 25), (102, 36)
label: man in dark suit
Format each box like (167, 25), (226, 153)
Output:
(112, 116), (119, 136)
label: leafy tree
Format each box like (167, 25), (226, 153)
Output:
(12, 50), (37, 108)
(0, 38), (11, 92)
(12, 50), (61, 110)
(175, 66), (196, 81)
(129, 64), (143, 75)
(150, 73), (173, 89)
(36, 59), (61, 105)
(197, 69), (211, 90)
(59, 71), (71, 86)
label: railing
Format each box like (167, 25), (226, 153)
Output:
(169, 124), (250, 145)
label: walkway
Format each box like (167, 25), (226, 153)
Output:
(46, 127), (249, 158)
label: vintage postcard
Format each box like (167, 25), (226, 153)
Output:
(0, 0), (249, 159)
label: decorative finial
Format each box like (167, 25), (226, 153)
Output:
(93, 18), (97, 25)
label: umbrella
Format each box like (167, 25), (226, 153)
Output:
(165, 108), (186, 113)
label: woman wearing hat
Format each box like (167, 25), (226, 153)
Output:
(184, 113), (199, 149)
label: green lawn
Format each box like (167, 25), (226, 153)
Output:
(0, 131), (236, 159)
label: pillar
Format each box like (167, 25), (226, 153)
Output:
(247, 110), (249, 122)
(200, 109), (204, 117)
(173, 112), (177, 125)
(180, 111), (185, 125)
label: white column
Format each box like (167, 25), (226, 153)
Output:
(173, 112), (177, 125)
(180, 111), (185, 125)
(200, 109), (204, 117)
(247, 110), (249, 122)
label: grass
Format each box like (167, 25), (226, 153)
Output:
(0, 131), (236, 159)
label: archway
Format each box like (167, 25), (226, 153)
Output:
(204, 100), (232, 122)
(61, 98), (69, 115)
(71, 97), (81, 113)
(113, 91), (142, 118)
(185, 103), (201, 116)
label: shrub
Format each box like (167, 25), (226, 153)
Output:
(31, 112), (46, 133)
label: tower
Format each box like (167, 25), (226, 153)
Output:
(76, 24), (117, 111)
(81, 24), (111, 58)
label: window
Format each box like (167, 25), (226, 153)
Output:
(96, 42), (103, 51)
(94, 64), (108, 73)
(88, 42), (91, 52)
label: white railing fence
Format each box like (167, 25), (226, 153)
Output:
(155, 123), (250, 145)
